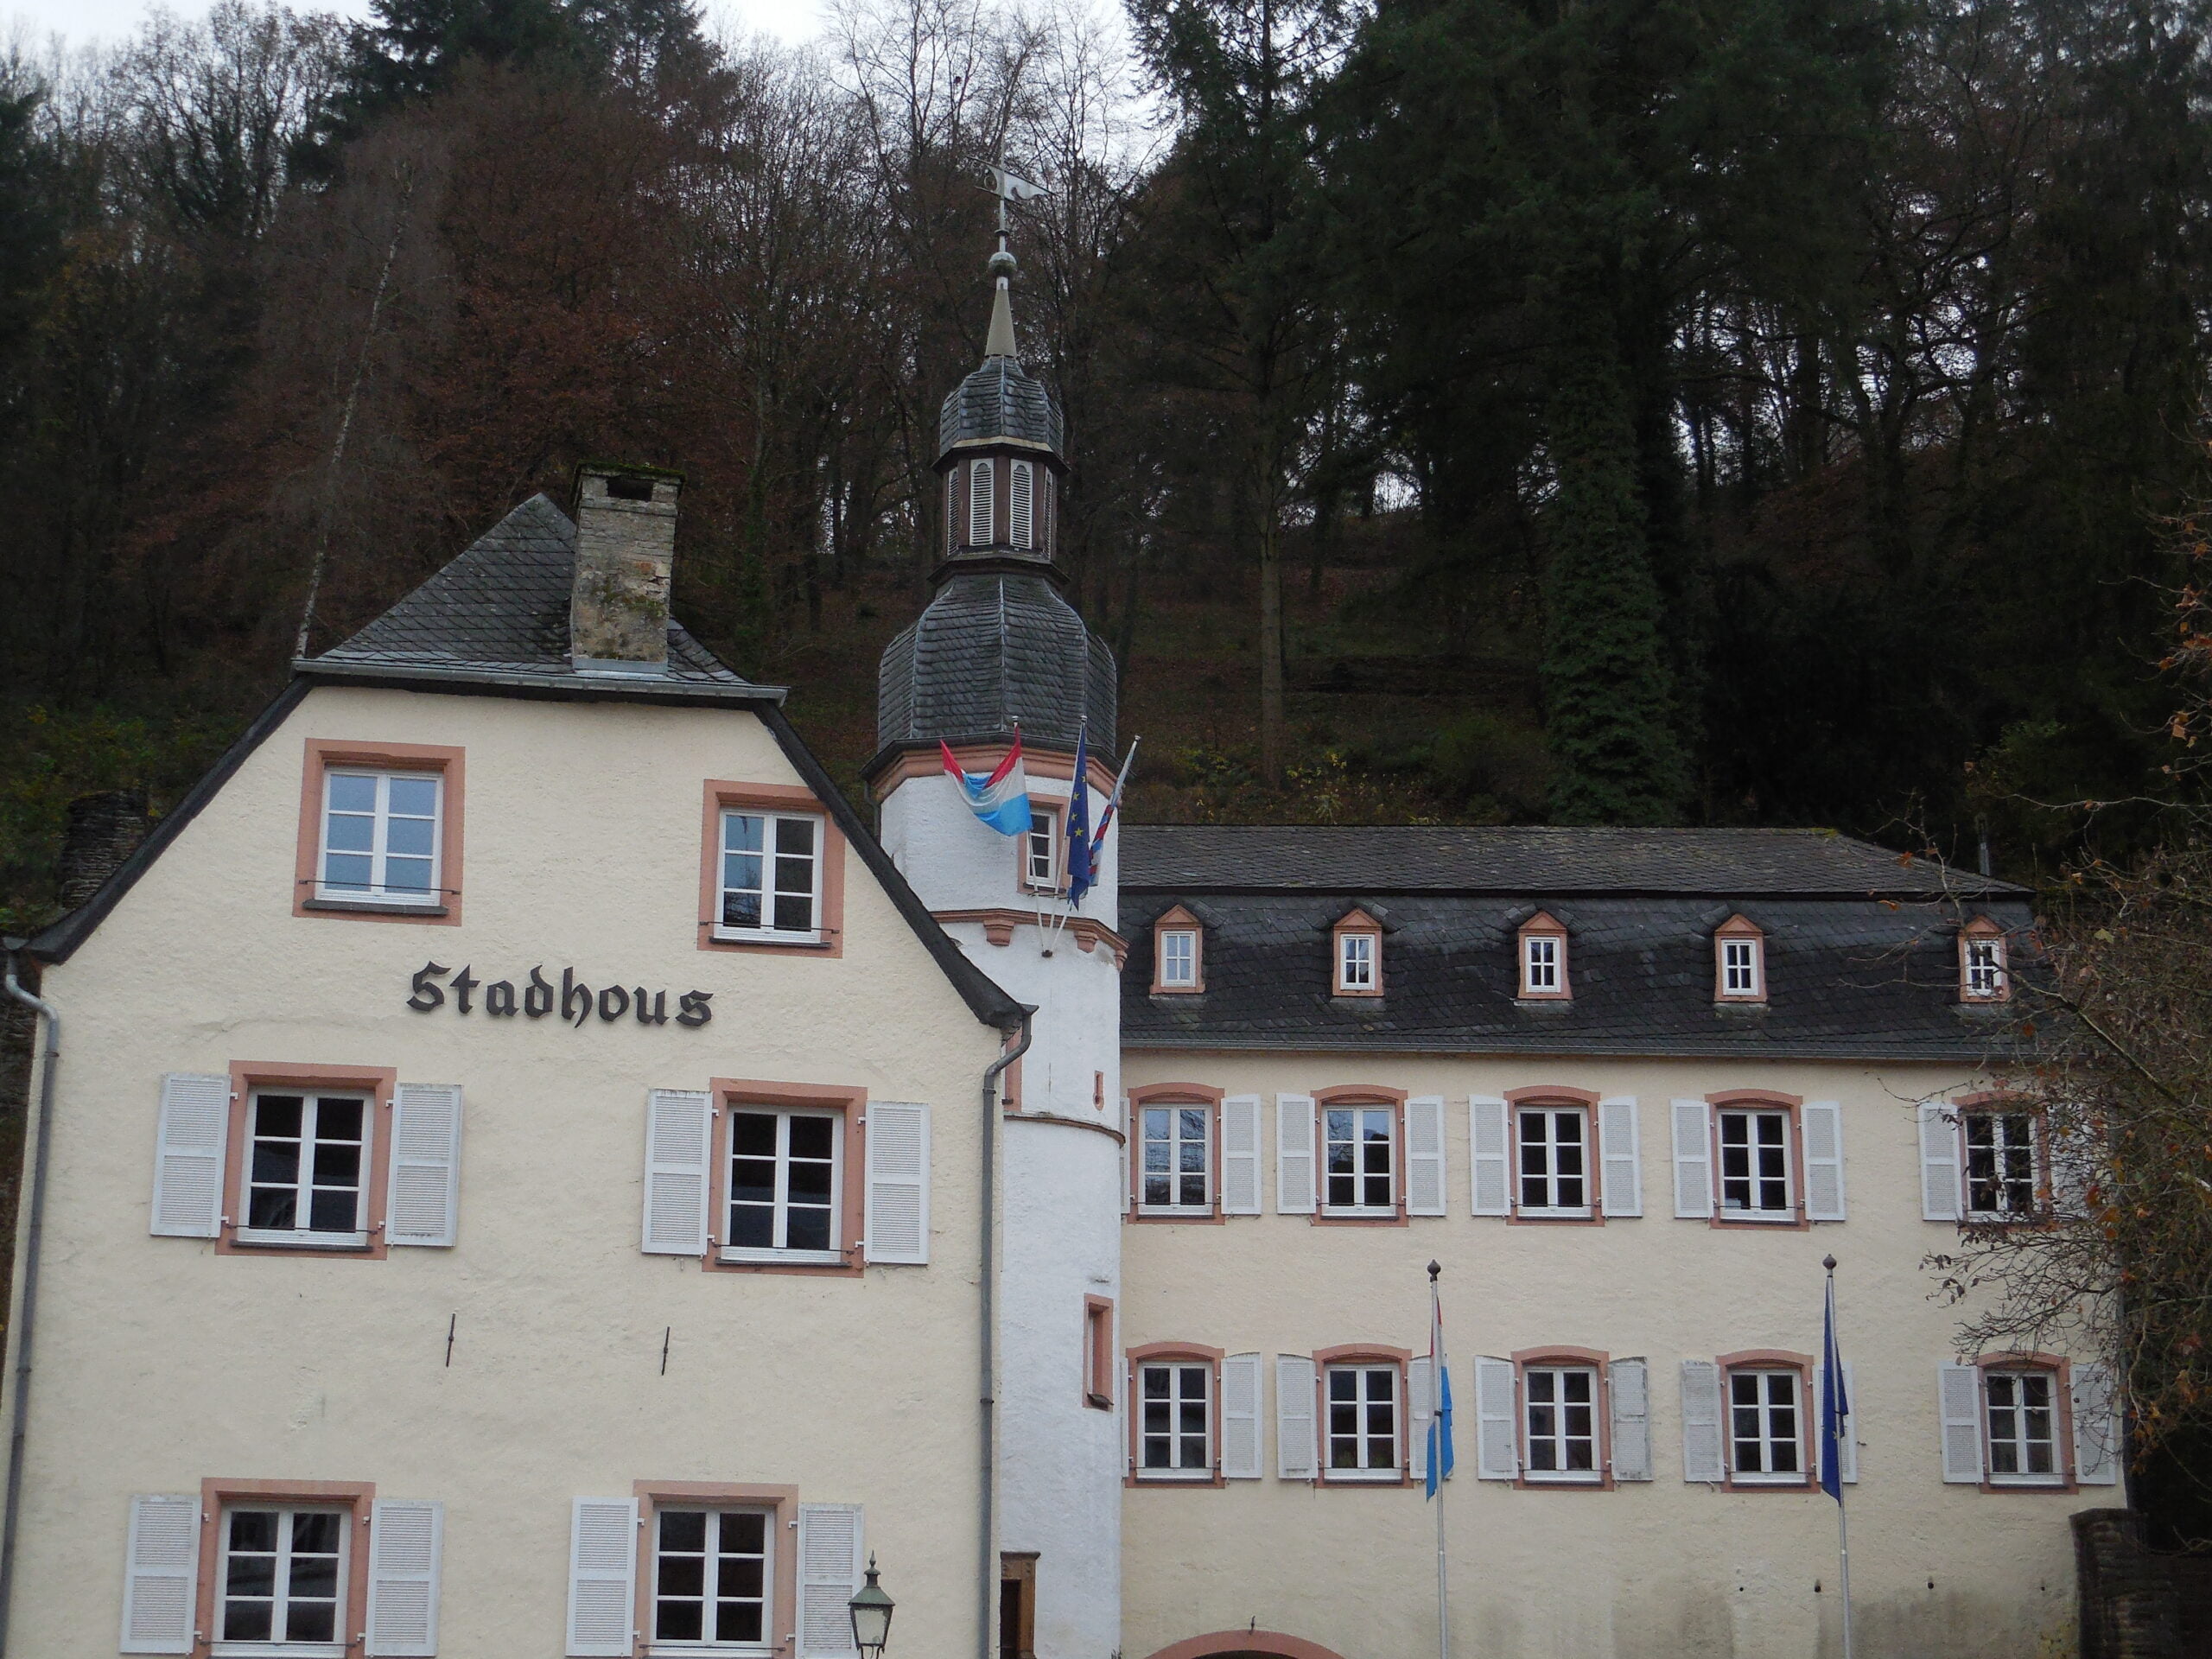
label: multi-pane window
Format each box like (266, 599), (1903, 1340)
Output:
(1138, 1362), (1211, 1478)
(1523, 1366), (1599, 1481)
(1516, 1108), (1589, 1214)
(652, 1508), (772, 1649)
(1158, 930), (1198, 988)
(1718, 1109), (1793, 1219)
(716, 810), (821, 942)
(1964, 937), (2007, 999)
(1522, 933), (1562, 995)
(243, 1091), (368, 1244)
(1140, 1103), (1210, 1211)
(726, 1109), (840, 1261)
(1324, 1105), (1395, 1212)
(319, 770), (440, 905)
(1985, 1370), (2060, 1482)
(1338, 932), (1376, 992)
(219, 1506), (346, 1649)
(1024, 810), (1057, 889)
(1326, 1364), (1399, 1477)
(1728, 1370), (1803, 1480)
(1720, 937), (1762, 997)
(1966, 1112), (2041, 1217)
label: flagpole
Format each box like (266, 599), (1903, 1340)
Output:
(1826, 1255), (1853, 1659)
(1429, 1259), (1449, 1659)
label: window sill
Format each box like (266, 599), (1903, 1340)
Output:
(709, 927), (828, 949)
(1726, 1474), (1812, 1490)
(1320, 1208), (1398, 1222)
(234, 1228), (371, 1250)
(1134, 1470), (1217, 1484)
(1084, 1391), (1113, 1411)
(1986, 1473), (2069, 1489)
(1522, 1471), (1605, 1485)
(649, 1644), (778, 1658)
(1517, 1207), (1594, 1222)
(1321, 1470), (1404, 1484)
(1136, 1206), (1214, 1219)
(213, 1643), (345, 1658)
(719, 1247), (843, 1267)
(1716, 1210), (1797, 1225)
(303, 895), (448, 916)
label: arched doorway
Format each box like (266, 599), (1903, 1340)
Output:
(1143, 1632), (1348, 1659)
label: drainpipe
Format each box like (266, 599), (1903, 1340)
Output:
(979, 1010), (1032, 1659)
(0, 950), (58, 1656)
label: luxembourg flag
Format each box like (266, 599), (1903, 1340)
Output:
(940, 734), (1033, 836)
(1427, 1272), (1456, 1497)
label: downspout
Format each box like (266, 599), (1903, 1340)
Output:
(0, 950), (58, 1656)
(979, 1010), (1033, 1659)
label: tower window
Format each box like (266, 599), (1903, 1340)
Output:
(969, 459), (995, 546)
(1010, 460), (1034, 550)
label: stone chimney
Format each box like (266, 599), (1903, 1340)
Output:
(570, 464), (680, 675)
(58, 787), (150, 912)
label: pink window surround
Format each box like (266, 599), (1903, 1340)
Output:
(1151, 905), (1206, 995)
(1502, 1086), (1605, 1228)
(1959, 916), (2012, 1003)
(1715, 1349), (1816, 1491)
(698, 780), (847, 957)
(1950, 1090), (2056, 1224)
(1312, 1085), (1409, 1227)
(1127, 1342), (1226, 1488)
(1127, 1084), (1225, 1224)
(1313, 1344), (1414, 1486)
(1084, 1297), (1116, 1409)
(195, 1477), (375, 1654)
(1020, 796), (1068, 896)
(1974, 1351), (2079, 1494)
(293, 739), (465, 926)
(703, 1077), (867, 1278)
(1706, 1090), (1811, 1231)
(1330, 908), (1383, 997)
(219, 1060), (397, 1259)
(1517, 912), (1570, 1001)
(1509, 1345), (1616, 1490)
(633, 1481), (801, 1643)
(1713, 913), (1767, 1003)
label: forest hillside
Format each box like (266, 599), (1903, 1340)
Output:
(4, 0), (2211, 931)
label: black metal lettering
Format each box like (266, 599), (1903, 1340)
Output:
(407, 962), (448, 1012)
(562, 968), (592, 1027)
(598, 985), (630, 1021)
(524, 966), (554, 1019)
(634, 988), (668, 1026)
(486, 980), (517, 1017)
(676, 989), (713, 1027)
(451, 966), (479, 1014)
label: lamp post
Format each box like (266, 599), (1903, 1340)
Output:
(849, 1554), (894, 1659)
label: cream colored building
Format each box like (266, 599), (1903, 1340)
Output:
(2, 265), (2105, 1659)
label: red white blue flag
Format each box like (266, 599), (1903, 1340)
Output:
(940, 735), (1032, 836)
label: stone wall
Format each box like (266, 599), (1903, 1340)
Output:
(2075, 1509), (2181, 1659)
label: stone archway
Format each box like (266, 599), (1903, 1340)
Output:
(1143, 1632), (1349, 1659)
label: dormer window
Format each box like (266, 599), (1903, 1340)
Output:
(1517, 912), (1569, 1000)
(1714, 915), (1765, 1002)
(1152, 906), (1205, 994)
(1960, 918), (2009, 1002)
(1332, 908), (1383, 996)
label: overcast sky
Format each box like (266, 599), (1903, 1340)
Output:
(7, 0), (826, 51)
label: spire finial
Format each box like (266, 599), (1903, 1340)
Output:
(983, 166), (1046, 361)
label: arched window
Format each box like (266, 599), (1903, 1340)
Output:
(969, 459), (995, 546)
(1010, 459), (1034, 550)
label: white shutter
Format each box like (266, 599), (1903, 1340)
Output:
(1680, 1360), (1725, 1482)
(119, 1494), (199, 1654)
(1221, 1096), (1262, 1215)
(1802, 1101), (1847, 1222)
(1819, 1363), (1858, 1485)
(1469, 1096), (1510, 1217)
(641, 1089), (711, 1255)
(1009, 460), (1033, 550)
(2050, 1117), (2096, 1217)
(386, 1085), (463, 1248)
(150, 1072), (229, 1237)
(1609, 1358), (1651, 1481)
(1598, 1096), (1642, 1217)
(1275, 1355), (1317, 1478)
(1474, 1357), (1516, 1480)
(365, 1499), (444, 1656)
(863, 1103), (930, 1264)
(564, 1497), (637, 1657)
(1407, 1096), (1446, 1216)
(969, 459), (994, 545)
(797, 1503), (864, 1658)
(1275, 1095), (1315, 1214)
(1408, 1355), (1433, 1482)
(1222, 1352), (1263, 1478)
(2073, 1363), (2121, 1485)
(1671, 1099), (1714, 1219)
(1938, 1363), (1984, 1484)
(1118, 1096), (1130, 1215)
(1919, 1099), (1961, 1221)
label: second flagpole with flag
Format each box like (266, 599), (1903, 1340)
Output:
(1427, 1260), (1453, 1659)
(1821, 1254), (1853, 1659)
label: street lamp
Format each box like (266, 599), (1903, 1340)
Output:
(848, 1554), (894, 1659)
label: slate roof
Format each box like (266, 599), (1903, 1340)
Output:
(939, 357), (1065, 458)
(875, 571), (1116, 757)
(299, 494), (779, 702)
(1121, 825), (2036, 1062)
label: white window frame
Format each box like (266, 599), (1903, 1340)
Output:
(1324, 1363), (1401, 1480)
(1716, 1107), (1795, 1222)
(1964, 936), (2008, 1001)
(1726, 1368), (1805, 1484)
(1022, 807), (1058, 892)
(1336, 931), (1376, 993)
(1963, 1109), (2044, 1220)
(1983, 1369), (2064, 1486)
(213, 1503), (350, 1658)
(1135, 1359), (1215, 1480)
(1321, 1104), (1397, 1217)
(1521, 931), (1563, 996)
(1719, 936), (1763, 999)
(1515, 1106), (1592, 1217)
(1137, 1101), (1212, 1215)
(1158, 929), (1198, 988)
(316, 768), (442, 907)
(1521, 1364), (1602, 1484)
(237, 1089), (372, 1249)
(721, 1106), (843, 1266)
(713, 809), (824, 944)
(646, 1505), (776, 1655)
